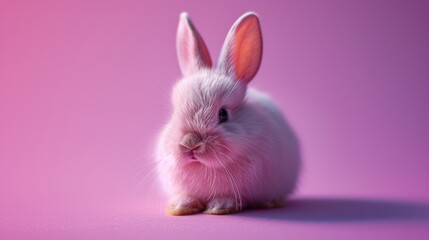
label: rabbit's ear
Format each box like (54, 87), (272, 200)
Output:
(217, 12), (262, 84)
(177, 12), (212, 76)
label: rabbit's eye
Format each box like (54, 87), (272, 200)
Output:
(218, 108), (228, 123)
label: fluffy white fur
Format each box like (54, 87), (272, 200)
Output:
(155, 12), (301, 215)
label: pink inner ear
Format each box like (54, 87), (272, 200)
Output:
(177, 13), (212, 76)
(217, 13), (263, 84)
(233, 16), (262, 82)
(194, 29), (212, 69)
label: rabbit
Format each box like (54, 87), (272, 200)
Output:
(155, 12), (301, 215)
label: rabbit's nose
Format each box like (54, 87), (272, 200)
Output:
(180, 132), (205, 153)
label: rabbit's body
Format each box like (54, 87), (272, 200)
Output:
(156, 13), (300, 215)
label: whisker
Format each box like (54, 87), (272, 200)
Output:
(130, 164), (159, 197)
(208, 146), (237, 202)
(208, 145), (242, 211)
(209, 167), (217, 200)
(215, 150), (243, 210)
(212, 143), (252, 163)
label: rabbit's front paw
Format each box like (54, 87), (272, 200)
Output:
(205, 197), (242, 215)
(167, 196), (204, 216)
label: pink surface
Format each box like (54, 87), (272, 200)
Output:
(1, 0), (429, 239)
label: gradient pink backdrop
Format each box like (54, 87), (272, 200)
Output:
(1, 0), (429, 239)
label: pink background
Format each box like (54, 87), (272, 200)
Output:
(1, 0), (429, 239)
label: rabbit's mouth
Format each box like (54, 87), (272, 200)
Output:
(181, 148), (227, 168)
(183, 150), (198, 161)
(183, 151), (210, 166)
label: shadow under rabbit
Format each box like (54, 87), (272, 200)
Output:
(235, 197), (429, 223)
